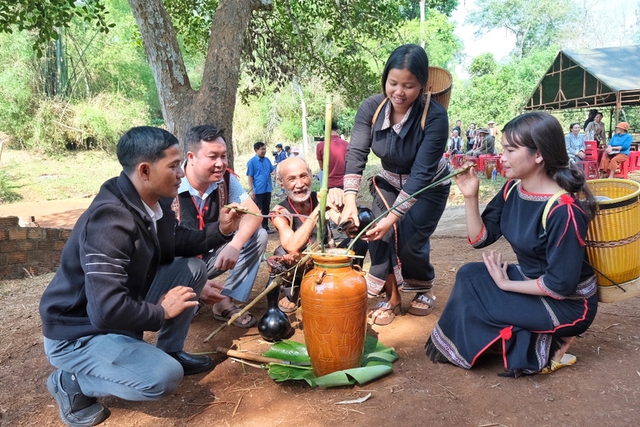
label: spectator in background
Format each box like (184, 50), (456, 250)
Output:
(585, 112), (606, 146)
(449, 129), (463, 154)
(274, 143), (287, 164)
(316, 120), (349, 189)
(285, 146), (292, 157)
(488, 120), (497, 139)
(600, 122), (632, 178)
(453, 120), (462, 138)
(291, 146), (302, 158)
(584, 109), (598, 130)
(466, 123), (477, 151)
(247, 141), (275, 234)
(564, 123), (586, 164)
(467, 128), (495, 157)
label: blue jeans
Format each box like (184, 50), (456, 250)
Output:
(43, 257), (207, 401)
(203, 228), (268, 302)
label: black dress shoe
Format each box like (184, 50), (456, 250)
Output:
(47, 370), (110, 427)
(168, 351), (214, 375)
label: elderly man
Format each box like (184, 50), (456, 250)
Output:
(40, 126), (243, 427)
(270, 157), (367, 312)
(467, 127), (495, 157)
(175, 125), (268, 328)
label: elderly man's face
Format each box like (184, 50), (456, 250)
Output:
(279, 158), (311, 203)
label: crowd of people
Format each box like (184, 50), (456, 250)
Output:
(39, 43), (634, 426)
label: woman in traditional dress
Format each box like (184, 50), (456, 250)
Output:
(340, 44), (450, 326)
(426, 111), (598, 377)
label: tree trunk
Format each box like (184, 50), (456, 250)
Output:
(128, 0), (271, 168)
(293, 80), (309, 158)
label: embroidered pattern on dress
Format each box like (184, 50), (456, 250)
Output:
(431, 324), (472, 369)
(365, 273), (386, 296)
(516, 184), (552, 202)
(536, 276), (565, 300)
(393, 190), (415, 215)
(343, 173), (361, 194)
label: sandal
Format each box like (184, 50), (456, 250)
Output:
(278, 296), (298, 314)
(539, 353), (577, 374)
(212, 299), (256, 328)
(370, 301), (401, 326)
(408, 292), (436, 316)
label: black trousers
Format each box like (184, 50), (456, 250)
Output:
(254, 192), (272, 229)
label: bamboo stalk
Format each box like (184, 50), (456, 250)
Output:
(317, 96), (332, 250)
(346, 165), (472, 252)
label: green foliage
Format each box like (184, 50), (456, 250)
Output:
(0, 172), (21, 204)
(0, 32), (35, 140)
(468, 53), (497, 77)
(449, 47), (558, 131)
(0, 0), (114, 55)
(468, 0), (577, 58)
(399, 0), (459, 18)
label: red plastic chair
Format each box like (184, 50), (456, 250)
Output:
(628, 151), (640, 172)
(613, 158), (630, 179)
(584, 140), (598, 161)
(578, 160), (599, 180)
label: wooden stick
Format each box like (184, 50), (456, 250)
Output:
(217, 347), (285, 365)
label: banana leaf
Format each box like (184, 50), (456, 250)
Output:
(264, 335), (398, 388)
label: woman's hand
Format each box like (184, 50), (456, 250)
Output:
(364, 214), (395, 241)
(454, 163), (480, 198)
(482, 250), (509, 290)
(339, 194), (359, 227)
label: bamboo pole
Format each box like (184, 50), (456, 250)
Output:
(317, 96), (332, 250)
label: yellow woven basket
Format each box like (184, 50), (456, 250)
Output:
(427, 67), (452, 110)
(585, 179), (640, 286)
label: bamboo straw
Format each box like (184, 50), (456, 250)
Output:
(346, 165), (473, 252)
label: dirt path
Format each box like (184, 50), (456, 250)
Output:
(1, 231), (639, 426)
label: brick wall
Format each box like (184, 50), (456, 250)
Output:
(0, 216), (70, 279)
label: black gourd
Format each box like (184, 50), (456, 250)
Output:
(258, 283), (292, 342)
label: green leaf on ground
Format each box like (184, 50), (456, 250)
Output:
(264, 335), (398, 388)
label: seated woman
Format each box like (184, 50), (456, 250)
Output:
(564, 122), (586, 164)
(599, 122), (632, 178)
(425, 111), (598, 378)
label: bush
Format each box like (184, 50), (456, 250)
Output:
(0, 171), (21, 204)
(18, 93), (150, 153)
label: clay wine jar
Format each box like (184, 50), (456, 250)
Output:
(300, 249), (367, 377)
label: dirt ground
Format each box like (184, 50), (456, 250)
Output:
(1, 203), (640, 427)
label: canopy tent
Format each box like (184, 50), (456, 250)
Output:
(523, 45), (640, 120)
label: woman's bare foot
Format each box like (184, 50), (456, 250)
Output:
(551, 336), (575, 362)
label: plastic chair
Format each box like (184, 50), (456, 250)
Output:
(584, 140), (598, 161)
(628, 151), (640, 172)
(613, 158), (630, 179)
(578, 160), (599, 180)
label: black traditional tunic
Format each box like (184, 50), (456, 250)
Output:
(344, 93), (450, 295)
(429, 180), (598, 373)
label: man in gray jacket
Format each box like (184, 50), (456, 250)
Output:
(39, 126), (243, 427)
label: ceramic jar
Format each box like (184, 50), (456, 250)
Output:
(300, 249), (367, 377)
